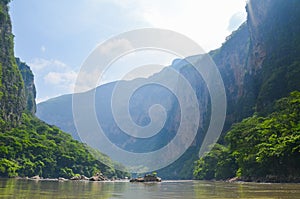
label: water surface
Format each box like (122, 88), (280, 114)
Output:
(0, 179), (299, 199)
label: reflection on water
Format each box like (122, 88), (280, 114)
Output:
(193, 181), (300, 199)
(0, 179), (299, 199)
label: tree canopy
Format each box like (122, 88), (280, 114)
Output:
(194, 91), (300, 182)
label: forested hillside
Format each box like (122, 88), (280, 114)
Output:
(194, 92), (300, 182)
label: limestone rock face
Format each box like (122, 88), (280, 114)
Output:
(16, 58), (36, 114)
(0, 1), (26, 127)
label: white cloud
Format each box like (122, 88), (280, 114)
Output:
(111, 0), (247, 51)
(99, 38), (133, 55)
(40, 60), (77, 92)
(74, 70), (101, 93)
(28, 58), (78, 102)
(44, 71), (77, 87)
(29, 58), (67, 71)
(41, 45), (46, 53)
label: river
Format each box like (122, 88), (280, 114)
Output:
(0, 179), (299, 198)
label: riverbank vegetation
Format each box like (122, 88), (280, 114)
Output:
(0, 113), (129, 179)
(194, 91), (300, 182)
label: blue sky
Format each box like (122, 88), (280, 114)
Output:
(9, 0), (247, 102)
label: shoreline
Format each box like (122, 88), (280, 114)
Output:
(9, 176), (130, 183)
(1, 177), (299, 184)
(225, 176), (300, 184)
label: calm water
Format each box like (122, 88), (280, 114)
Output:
(0, 179), (299, 199)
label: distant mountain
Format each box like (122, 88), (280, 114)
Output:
(37, 0), (300, 180)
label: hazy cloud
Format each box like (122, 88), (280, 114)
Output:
(112, 0), (247, 51)
(29, 58), (67, 71)
(44, 71), (77, 89)
(99, 38), (133, 55)
(227, 11), (247, 32)
(41, 45), (46, 53)
(28, 58), (78, 102)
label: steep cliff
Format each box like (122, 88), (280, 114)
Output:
(16, 58), (36, 114)
(247, 0), (300, 113)
(194, 0), (300, 181)
(0, 0), (25, 127)
(212, 0), (300, 126)
(210, 23), (251, 129)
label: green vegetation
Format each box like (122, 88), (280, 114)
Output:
(158, 146), (200, 179)
(16, 58), (36, 114)
(0, 1), (26, 127)
(0, 113), (129, 178)
(194, 91), (300, 182)
(253, 0), (300, 114)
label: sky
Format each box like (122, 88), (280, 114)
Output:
(9, 0), (247, 103)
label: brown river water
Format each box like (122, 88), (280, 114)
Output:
(0, 179), (299, 198)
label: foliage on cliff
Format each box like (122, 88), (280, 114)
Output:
(16, 58), (36, 114)
(194, 91), (300, 182)
(0, 1), (25, 127)
(251, 0), (300, 114)
(0, 1), (129, 179)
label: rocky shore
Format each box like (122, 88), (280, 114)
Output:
(129, 174), (161, 182)
(19, 172), (127, 182)
(14, 173), (163, 183)
(227, 175), (300, 183)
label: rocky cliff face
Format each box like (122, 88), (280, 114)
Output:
(0, 1), (26, 127)
(209, 23), (251, 128)
(247, 0), (300, 113)
(211, 0), (300, 125)
(16, 58), (36, 114)
(246, 0), (270, 71)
